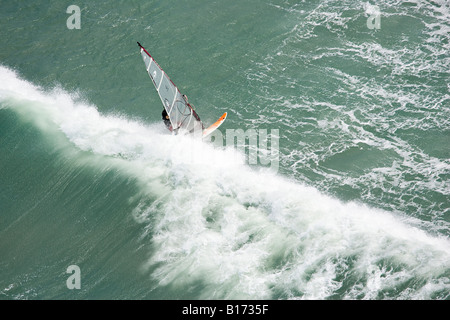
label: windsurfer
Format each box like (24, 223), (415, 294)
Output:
(162, 109), (172, 131)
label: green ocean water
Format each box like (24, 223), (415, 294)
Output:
(0, 0), (449, 299)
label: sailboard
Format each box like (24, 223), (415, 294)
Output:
(137, 42), (226, 137)
(202, 112), (227, 138)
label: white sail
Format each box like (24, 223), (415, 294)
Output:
(138, 42), (203, 135)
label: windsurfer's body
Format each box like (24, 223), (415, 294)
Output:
(162, 109), (172, 131)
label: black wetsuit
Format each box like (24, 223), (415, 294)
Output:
(161, 109), (172, 130)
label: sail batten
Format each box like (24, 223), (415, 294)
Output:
(137, 42), (204, 135)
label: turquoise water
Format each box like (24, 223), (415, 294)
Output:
(1, 0), (449, 299)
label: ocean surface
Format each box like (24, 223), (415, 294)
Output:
(0, 0), (449, 299)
